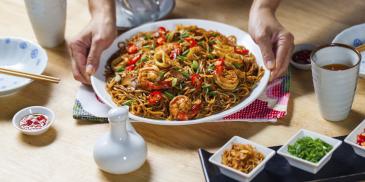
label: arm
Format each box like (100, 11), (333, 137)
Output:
(68, 0), (117, 84)
(249, 0), (294, 80)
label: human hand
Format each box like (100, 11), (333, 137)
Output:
(68, 15), (117, 84)
(249, 7), (294, 80)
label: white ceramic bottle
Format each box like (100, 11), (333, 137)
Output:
(93, 106), (147, 174)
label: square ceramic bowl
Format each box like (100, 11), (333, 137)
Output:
(209, 136), (275, 182)
(344, 119), (365, 157)
(277, 129), (342, 174)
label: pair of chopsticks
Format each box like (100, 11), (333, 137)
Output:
(0, 67), (60, 84)
(356, 44), (365, 52)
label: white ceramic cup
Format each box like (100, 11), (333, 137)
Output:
(311, 43), (361, 121)
(24, 0), (66, 48)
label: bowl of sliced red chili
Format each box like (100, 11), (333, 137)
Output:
(12, 106), (55, 135)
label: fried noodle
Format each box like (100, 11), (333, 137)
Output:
(105, 25), (264, 121)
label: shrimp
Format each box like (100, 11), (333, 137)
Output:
(169, 95), (192, 120)
(214, 70), (239, 91)
(137, 64), (160, 89)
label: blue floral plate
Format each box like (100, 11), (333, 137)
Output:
(0, 37), (48, 96)
(332, 23), (365, 78)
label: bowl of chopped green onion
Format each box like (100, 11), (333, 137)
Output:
(277, 129), (342, 174)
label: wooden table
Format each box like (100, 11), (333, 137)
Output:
(2, 0), (365, 181)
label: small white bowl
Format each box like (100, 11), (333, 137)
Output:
(344, 119), (365, 157)
(0, 37), (48, 96)
(12, 106), (55, 135)
(290, 44), (316, 70)
(209, 136), (275, 182)
(277, 129), (342, 174)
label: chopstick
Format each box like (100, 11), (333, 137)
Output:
(356, 44), (365, 52)
(0, 67), (60, 84)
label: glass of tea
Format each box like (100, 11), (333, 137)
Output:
(311, 43), (361, 121)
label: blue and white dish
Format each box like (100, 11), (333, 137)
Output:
(0, 37), (48, 96)
(332, 23), (365, 78)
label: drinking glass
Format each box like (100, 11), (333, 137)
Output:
(311, 43), (361, 121)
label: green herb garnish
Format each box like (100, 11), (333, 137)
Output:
(166, 32), (174, 42)
(182, 49), (190, 56)
(123, 100), (133, 106)
(208, 91), (217, 96)
(177, 55), (187, 61)
(191, 60), (199, 71)
(180, 31), (190, 38)
(207, 64), (215, 72)
(288, 137), (333, 163)
(164, 91), (174, 99)
(144, 34), (152, 40)
(207, 54), (215, 59)
(159, 71), (166, 78)
(171, 78), (178, 87)
(233, 62), (242, 68)
(182, 71), (190, 78)
(116, 67), (125, 72)
(141, 56), (148, 62)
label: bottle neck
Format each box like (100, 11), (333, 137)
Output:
(110, 121), (128, 141)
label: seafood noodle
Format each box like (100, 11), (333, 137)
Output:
(105, 25), (264, 121)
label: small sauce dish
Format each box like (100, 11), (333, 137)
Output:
(12, 106), (55, 135)
(290, 44), (316, 70)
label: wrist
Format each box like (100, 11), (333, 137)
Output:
(251, 0), (279, 14)
(89, 0), (116, 22)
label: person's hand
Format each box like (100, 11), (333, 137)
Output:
(249, 7), (294, 80)
(68, 15), (117, 84)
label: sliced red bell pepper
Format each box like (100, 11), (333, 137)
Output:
(185, 37), (197, 48)
(148, 91), (163, 105)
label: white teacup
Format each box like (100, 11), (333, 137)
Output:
(24, 0), (66, 48)
(311, 43), (361, 121)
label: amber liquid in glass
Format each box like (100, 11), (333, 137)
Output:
(322, 64), (351, 71)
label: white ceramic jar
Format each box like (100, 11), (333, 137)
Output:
(93, 106), (147, 174)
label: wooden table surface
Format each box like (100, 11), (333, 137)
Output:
(2, 0), (365, 181)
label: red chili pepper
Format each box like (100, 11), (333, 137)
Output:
(357, 132), (365, 145)
(157, 36), (166, 45)
(146, 80), (172, 90)
(127, 44), (138, 54)
(177, 112), (188, 121)
(158, 26), (167, 35)
(148, 91), (163, 105)
(36, 115), (45, 121)
(191, 74), (202, 89)
(234, 47), (249, 55)
(126, 65), (135, 71)
(215, 58), (225, 74)
(127, 54), (142, 65)
(169, 48), (181, 59)
(185, 37), (197, 48)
